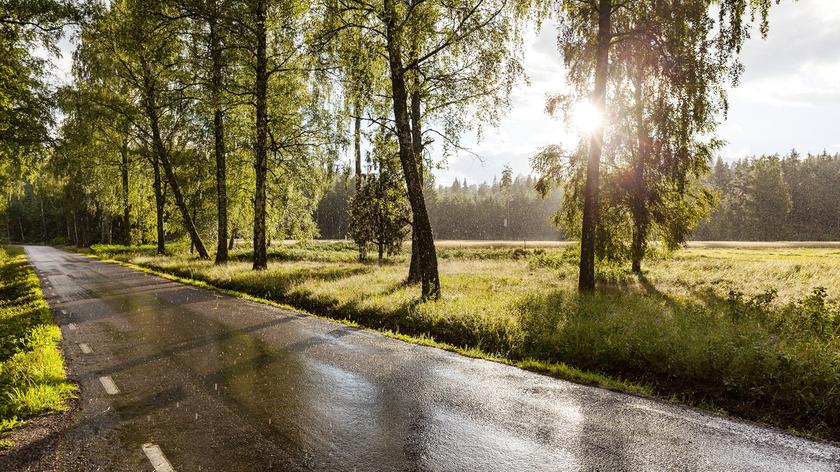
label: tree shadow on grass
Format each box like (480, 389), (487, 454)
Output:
(637, 274), (737, 317)
(0, 258), (36, 303)
(148, 263), (376, 301)
(514, 279), (840, 438)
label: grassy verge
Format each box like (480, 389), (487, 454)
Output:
(89, 242), (840, 440)
(0, 247), (75, 448)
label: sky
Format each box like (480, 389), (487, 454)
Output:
(49, 1), (840, 185)
(434, 0), (840, 185)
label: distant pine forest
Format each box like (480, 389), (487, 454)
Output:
(316, 151), (840, 242)
(5, 151), (840, 245)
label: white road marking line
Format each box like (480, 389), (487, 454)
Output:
(142, 443), (175, 472)
(67, 323), (77, 330)
(98, 376), (120, 395)
(61, 309), (67, 315)
(78, 343), (93, 354)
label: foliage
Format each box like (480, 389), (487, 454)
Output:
(696, 151), (840, 241)
(318, 171), (564, 241)
(348, 148), (411, 261)
(0, 0), (84, 212)
(542, 0), (780, 287)
(0, 247), (75, 447)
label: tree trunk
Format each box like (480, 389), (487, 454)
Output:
(190, 205), (197, 254)
(407, 83), (423, 284)
(72, 211), (78, 247)
(354, 100), (363, 191)
(578, 0), (612, 292)
(353, 99), (367, 261)
(631, 65), (648, 274)
(228, 226), (236, 250)
(209, 8), (229, 265)
(154, 137), (208, 259)
(252, 0), (269, 270)
(121, 140), (131, 245)
(141, 58), (209, 259)
(384, 0), (440, 299)
(99, 205), (108, 244)
(152, 154), (166, 255)
(40, 193), (46, 242)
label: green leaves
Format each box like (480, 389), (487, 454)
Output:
(543, 0), (780, 269)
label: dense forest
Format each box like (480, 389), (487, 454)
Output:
(315, 172), (563, 241)
(696, 152), (840, 241)
(12, 149), (837, 247)
(312, 150), (840, 243)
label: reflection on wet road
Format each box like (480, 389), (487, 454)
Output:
(16, 246), (840, 470)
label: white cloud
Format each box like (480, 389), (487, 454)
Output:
(434, 24), (576, 184)
(438, 2), (840, 178)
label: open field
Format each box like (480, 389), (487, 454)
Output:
(264, 239), (840, 249)
(0, 247), (74, 448)
(88, 241), (840, 439)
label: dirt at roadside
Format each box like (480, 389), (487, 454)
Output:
(0, 332), (82, 472)
(0, 398), (78, 472)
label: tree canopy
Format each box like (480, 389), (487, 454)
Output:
(0, 0), (796, 297)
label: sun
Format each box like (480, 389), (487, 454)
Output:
(571, 100), (603, 136)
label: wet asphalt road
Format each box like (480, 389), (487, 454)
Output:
(10, 246), (840, 471)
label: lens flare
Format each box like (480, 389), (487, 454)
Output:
(571, 101), (603, 135)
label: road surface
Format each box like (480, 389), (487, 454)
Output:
(3, 246), (838, 471)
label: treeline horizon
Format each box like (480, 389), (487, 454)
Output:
(316, 172), (565, 242)
(320, 150), (840, 243)
(7, 150), (840, 246)
(696, 151), (840, 241)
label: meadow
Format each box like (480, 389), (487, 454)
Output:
(89, 241), (840, 439)
(0, 247), (74, 448)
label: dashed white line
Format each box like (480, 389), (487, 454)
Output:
(142, 443), (175, 472)
(98, 376), (120, 395)
(78, 343), (93, 354)
(67, 323), (77, 330)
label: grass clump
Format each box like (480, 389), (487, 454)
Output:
(0, 247), (75, 447)
(90, 243), (840, 440)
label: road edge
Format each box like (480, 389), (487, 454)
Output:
(69, 247), (838, 446)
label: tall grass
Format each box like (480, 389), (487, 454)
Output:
(91, 243), (840, 439)
(0, 247), (75, 448)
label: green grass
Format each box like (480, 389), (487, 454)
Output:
(89, 242), (840, 440)
(0, 247), (75, 448)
